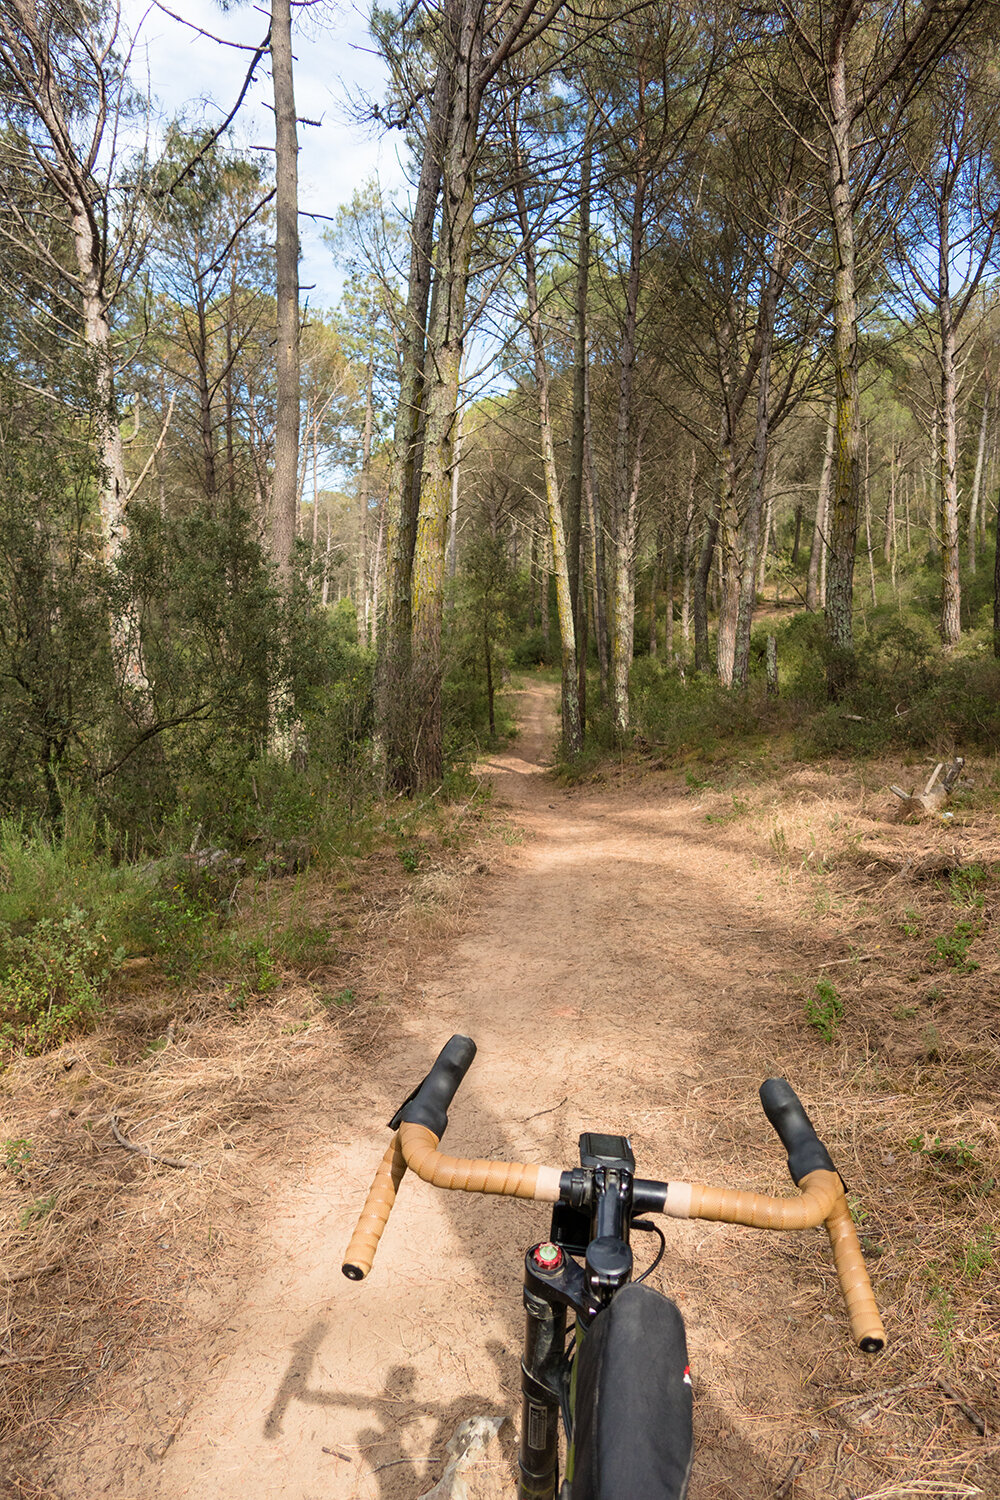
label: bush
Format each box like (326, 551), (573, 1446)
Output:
(511, 629), (550, 667)
(0, 907), (124, 1055)
(0, 809), (153, 1056)
(629, 657), (771, 754)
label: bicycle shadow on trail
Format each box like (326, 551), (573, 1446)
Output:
(261, 1318), (795, 1500)
(263, 1323), (516, 1498)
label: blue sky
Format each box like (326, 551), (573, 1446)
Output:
(123, 0), (407, 307)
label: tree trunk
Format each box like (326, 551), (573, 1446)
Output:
(375, 40), (449, 790)
(648, 528), (661, 657)
(883, 441), (895, 566)
(540, 525), (552, 655)
(369, 496), (386, 645)
(968, 385), (988, 572)
(733, 233), (782, 688)
(270, 0), (300, 591)
(73, 214), (143, 688)
(664, 530), (674, 660)
(357, 341), (374, 644)
(824, 48), (862, 697)
(567, 124), (591, 665)
(757, 480), (772, 595)
(609, 82), (647, 735)
(939, 219), (960, 646)
(864, 425), (876, 606)
(528, 529), (537, 629)
(807, 404), (835, 610)
(446, 397), (463, 589)
(411, 0), (485, 790)
(994, 483), (1000, 657)
(681, 451), (695, 658)
(693, 492), (720, 672)
(715, 446), (740, 687)
(584, 359), (610, 702)
(514, 158), (581, 753)
(568, 117), (593, 738)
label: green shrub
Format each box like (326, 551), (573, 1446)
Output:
(805, 977), (843, 1042)
(932, 920), (980, 971)
(511, 629), (550, 667)
(0, 906), (124, 1055)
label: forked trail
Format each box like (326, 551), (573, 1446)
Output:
(59, 682), (858, 1499)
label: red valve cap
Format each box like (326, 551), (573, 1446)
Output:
(533, 1242), (564, 1271)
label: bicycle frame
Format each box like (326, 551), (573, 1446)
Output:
(520, 1133), (639, 1500)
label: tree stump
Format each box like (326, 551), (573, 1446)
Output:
(888, 757), (965, 820)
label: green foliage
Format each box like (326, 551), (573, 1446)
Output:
(0, 811), (148, 1056)
(321, 986), (356, 1009)
(908, 1134), (980, 1171)
(0, 906), (125, 1055)
(511, 629), (551, 667)
(444, 535), (519, 759)
(805, 977), (843, 1042)
(705, 795), (749, 824)
(949, 864), (988, 908)
(626, 593), (1000, 763)
(926, 1277), (956, 1361)
(958, 1229), (996, 1279)
(628, 657), (768, 755)
(19, 1193), (58, 1229)
(931, 920), (980, 971)
(3, 1138), (33, 1174)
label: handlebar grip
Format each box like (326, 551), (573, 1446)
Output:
(759, 1078), (836, 1185)
(342, 1133), (408, 1280)
(389, 1034), (477, 1138)
(824, 1193), (885, 1352)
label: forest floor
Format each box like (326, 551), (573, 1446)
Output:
(4, 679), (999, 1500)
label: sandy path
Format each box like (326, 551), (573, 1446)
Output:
(74, 682), (839, 1500)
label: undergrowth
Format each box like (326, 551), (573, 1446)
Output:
(620, 599), (1000, 767)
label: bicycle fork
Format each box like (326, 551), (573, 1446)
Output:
(519, 1279), (567, 1500)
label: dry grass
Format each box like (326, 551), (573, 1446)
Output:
(659, 751), (1000, 1499)
(0, 794), (509, 1493)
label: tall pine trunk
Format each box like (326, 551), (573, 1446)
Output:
(609, 93), (647, 734)
(375, 44), (450, 790)
(513, 156), (581, 753)
(938, 213), (961, 646)
(968, 386), (988, 572)
(824, 44), (862, 696)
(808, 405), (835, 609)
(411, 0), (485, 789)
(270, 0), (300, 592)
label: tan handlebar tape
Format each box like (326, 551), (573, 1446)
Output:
(345, 1132), (885, 1350)
(342, 1132), (408, 1280)
(824, 1193), (886, 1351)
(665, 1168), (843, 1229)
(399, 1122), (563, 1201)
(666, 1167), (884, 1352)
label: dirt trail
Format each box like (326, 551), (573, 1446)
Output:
(59, 682), (855, 1499)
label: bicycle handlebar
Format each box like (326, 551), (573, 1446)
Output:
(759, 1077), (837, 1183)
(342, 1038), (885, 1353)
(388, 1033), (478, 1137)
